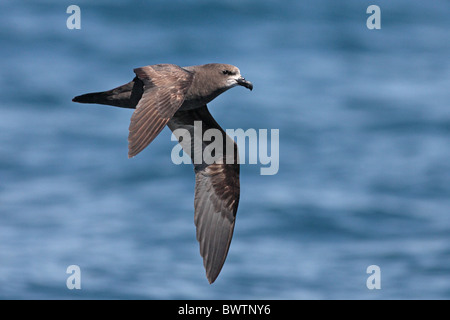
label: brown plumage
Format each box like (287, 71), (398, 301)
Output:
(72, 63), (253, 283)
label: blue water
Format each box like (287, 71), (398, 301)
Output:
(1, 0), (449, 299)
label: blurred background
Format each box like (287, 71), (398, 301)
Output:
(0, 0), (449, 299)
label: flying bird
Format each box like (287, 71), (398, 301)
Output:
(72, 63), (253, 283)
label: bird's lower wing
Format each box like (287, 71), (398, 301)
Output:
(168, 106), (240, 283)
(128, 64), (193, 158)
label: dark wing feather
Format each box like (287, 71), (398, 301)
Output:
(168, 106), (240, 283)
(128, 64), (193, 158)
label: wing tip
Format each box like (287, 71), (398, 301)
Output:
(128, 149), (138, 158)
(206, 268), (220, 284)
(204, 257), (226, 284)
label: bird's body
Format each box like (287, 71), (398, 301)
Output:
(72, 63), (253, 283)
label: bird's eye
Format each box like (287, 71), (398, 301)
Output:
(222, 70), (233, 75)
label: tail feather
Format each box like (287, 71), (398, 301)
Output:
(72, 77), (144, 109)
(72, 91), (113, 104)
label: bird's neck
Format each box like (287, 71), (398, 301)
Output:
(184, 72), (228, 107)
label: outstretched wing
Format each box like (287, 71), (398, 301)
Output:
(128, 64), (193, 158)
(168, 106), (240, 283)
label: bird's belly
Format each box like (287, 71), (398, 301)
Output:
(179, 99), (208, 110)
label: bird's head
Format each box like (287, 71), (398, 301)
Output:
(203, 63), (253, 92)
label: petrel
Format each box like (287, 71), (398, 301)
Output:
(72, 63), (253, 283)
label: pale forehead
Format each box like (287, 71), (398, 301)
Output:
(223, 64), (240, 73)
(204, 63), (240, 73)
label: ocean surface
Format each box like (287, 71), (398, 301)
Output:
(0, 0), (449, 299)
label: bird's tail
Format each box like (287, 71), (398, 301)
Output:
(72, 91), (113, 104)
(72, 77), (144, 109)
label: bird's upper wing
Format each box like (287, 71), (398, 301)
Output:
(128, 64), (193, 158)
(168, 106), (240, 283)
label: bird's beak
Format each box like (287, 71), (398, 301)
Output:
(236, 77), (253, 91)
